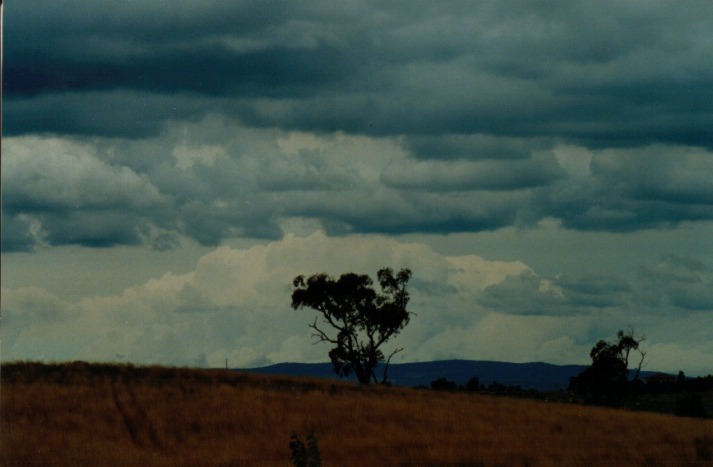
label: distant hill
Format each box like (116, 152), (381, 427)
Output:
(243, 360), (596, 392)
(244, 360), (665, 392)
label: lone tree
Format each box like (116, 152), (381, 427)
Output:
(291, 268), (412, 385)
(569, 329), (646, 401)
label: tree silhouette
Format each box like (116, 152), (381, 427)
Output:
(465, 376), (482, 392)
(291, 268), (412, 385)
(569, 329), (646, 402)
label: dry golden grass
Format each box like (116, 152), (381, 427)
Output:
(1, 362), (712, 466)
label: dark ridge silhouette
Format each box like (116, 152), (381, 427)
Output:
(244, 359), (621, 392)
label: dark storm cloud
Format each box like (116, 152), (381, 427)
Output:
(5, 0), (366, 99)
(4, 1), (713, 249)
(33, 211), (152, 248)
(479, 255), (713, 316)
(404, 134), (540, 160)
(545, 146), (713, 231)
(178, 199), (283, 244)
(590, 149), (713, 206)
(0, 213), (37, 253)
(280, 188), (532, 236)
(553, 274), (631, 309)
(478, 270), (633, 315)
(381, 153), (564, 192)
(6, 0), (713, 147)
(478, 271), (634, 315)
(7, 43), (350, 98)
(4, 91), (212, 138)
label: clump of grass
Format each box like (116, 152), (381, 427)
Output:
(694, 436), (712, 462)
(289, 431), (321, 467)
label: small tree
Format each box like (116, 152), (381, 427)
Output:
(291, 268), (412, 385)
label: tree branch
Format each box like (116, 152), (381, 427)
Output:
(380, 347), (403, 385)
(320, 307), (347, 333)
(308, 317), (337, 345)
(633, 349), (646, 381)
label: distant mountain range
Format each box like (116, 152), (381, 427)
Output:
(241, 359), (661, 392)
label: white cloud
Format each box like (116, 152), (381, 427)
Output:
(413, 313), (594, 365)
(2, 135), (172, 249)
(2, 232), (711, 374)
(3, 136), (167, 210)
(0, 232), (530, 367)
(172, 143), (226, 170)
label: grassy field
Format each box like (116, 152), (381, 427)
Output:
(1, 362), (712, 466)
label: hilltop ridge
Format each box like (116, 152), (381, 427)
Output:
(245, 359), (663, 391)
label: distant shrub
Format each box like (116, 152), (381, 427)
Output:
(465, 376), (482, 392)
(487, 382), (507, 392)
(289, 431), (321, 467)
(431, 377), (458, 391)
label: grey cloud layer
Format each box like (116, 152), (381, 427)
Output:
(3, 1), (713, 250)
(479, 254), (713, 317)
(6, 0), (713, 146)
(4, 122), (713, 251)
(546, 146), (713, 231)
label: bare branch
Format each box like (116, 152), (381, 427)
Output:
(308, 317), (337, 345)
(380, 347), (403, 385)
(633, 349), (647, 381)
(321, 309), (346, 333)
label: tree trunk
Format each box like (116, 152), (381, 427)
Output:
(354, 364), (371, 385)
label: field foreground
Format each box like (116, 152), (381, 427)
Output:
(2, 362), (712, 466)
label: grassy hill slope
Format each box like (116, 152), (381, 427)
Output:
(2, 362), (711, 466)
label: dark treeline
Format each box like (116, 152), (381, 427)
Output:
(646, 372), (713, 393)
(426, 376), (534, 396)
(424, 371), (712, 419)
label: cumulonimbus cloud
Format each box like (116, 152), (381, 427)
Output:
(2, 232), (711, 374)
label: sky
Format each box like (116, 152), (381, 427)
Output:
(2, 1), (712, 375)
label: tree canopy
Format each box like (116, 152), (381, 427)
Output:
(569, 329), (646, 401)
(291, 268), (412, 385)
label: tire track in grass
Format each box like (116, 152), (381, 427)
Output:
(110, 375), (162, 450)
